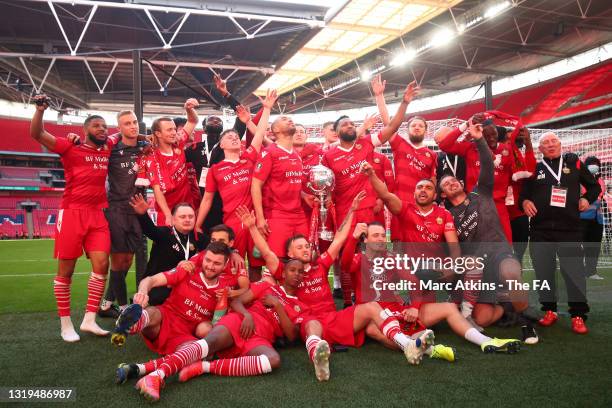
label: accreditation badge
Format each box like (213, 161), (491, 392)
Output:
(199, 167), (209, 188)
(550, 186), (567, 208)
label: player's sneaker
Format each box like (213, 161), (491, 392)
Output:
(521, 325), (539, 345)
(313, 340), (331, 382)
(98, 304), (121, 319)
(111, 304), (142, 347)
(178, 362), (204, 383)
(404, 329), (434, 365)
(116, 363), (139, 385)
(588, 273), (604, 280)
(481, 338), (521, 354)
(430, 344), (456, 362)
(571, 317), (588, 334)
(135, 373), (164, 402)
(538, 310), (558, 327)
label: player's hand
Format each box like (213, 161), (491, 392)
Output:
(230, 251), (246, 271)
(257, 217), (271, 237)
(360, 162), (374, 177)
(66, 133), (81, 145)
(373, 198), (384, 214)
(235, 105), (251, 124)
(195, 225), (203, 235)
(402, 81), (420, 104)
(184, 98), (199, 111)
(164, 212), (173, 226)
(522, 199), (537, 217)
(129, 193), (149, 215)
(178, 260), (196, 274)
(352, 222), (368, 239)
(134, 291), (149, 308)
(402, 307), (419, 323)
(302, 193), (316, 209)
(361, 113), (380, 132)
(351, 191), (366, 211)
(236, 205), (256, 228)
(257, 89), (278, 110)
(371, 74), (386, 96)
(579, 198), (590, 212)
(215, 288), (227, 300)
(467, 119), (483, 140)
(261, 294), (280, 308)
(240, 313), (255, 338)
(33, 94), (49, 111)
(213, 74), (229, 97)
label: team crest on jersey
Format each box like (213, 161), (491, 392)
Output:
(436, 217), (443, 225)
(256, 163), (263, 171)
(425, 152), (431, 157)
(374, 157), (380, 163)
(294, 305), (301, 313)
(355, 144), (362, 150)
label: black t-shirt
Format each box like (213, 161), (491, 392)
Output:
(107, 140), (148, 212)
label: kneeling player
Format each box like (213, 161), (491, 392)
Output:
(120, 258), (309, 402)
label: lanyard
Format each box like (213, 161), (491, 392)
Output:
(172, 227), (190, 261)
(203, 136), (220, 165)
(445, 155), (458, 177)
(541, 156), (563, 185)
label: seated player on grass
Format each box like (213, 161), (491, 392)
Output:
(110, 242), (239, 376)
(341, 221), (522, 355)
(234, 203), (436, 381)
(117, 248), (312, 401)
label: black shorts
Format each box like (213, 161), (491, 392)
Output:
(478, 251), (519, 304)
(105, 207), (142, 254)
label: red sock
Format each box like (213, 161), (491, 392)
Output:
(305, 335), (321, 361)
(144, 356), (168, 375)
(159, 340), (208, 378)
(129, 310), (150, 334)
(208, 356), (272, 376)
(53, 276), (71, 317)
(462, 269), (483, 304)
(341, 268), (353, 305)
(85, 274), (106, 313)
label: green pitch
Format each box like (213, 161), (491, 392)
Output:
(1, 239), (612, 407)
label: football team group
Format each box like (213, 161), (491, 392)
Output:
(28, 72), (600, 402)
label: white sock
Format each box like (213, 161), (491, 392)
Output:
(152, 370), (165, 379)
(60, 316), (75, 331)
(464, 328), (491, 346)
(333, 273), (340, 289)
(202, 361), (211, 373)
(197, 339), (209, 359)
(393, 333), (411, 350)
(461, 301), (474, 318)
(137, 364), (146, 376)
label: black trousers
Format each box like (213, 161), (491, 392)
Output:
(529, 228), (589, 319)
(511, 215), (530, 264)
(581, 219), (604, 276)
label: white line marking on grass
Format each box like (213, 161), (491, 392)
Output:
(0, 272), (89, 278)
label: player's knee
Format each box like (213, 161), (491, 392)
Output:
(499, 258), (521, 282)
(266, 352), (281, 369)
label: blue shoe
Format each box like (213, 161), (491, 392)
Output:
(111, 304), (142, 347)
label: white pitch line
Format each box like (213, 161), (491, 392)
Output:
(0, 272), (89, 278)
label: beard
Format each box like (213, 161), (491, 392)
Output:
(88, 132), (107, 146)
(339, 130), (357, 142)
(206, 124), (223, 136)
(409, 133), (425, 144)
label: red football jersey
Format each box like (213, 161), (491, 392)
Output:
(144, 129), (197, 212)
(344, 251), (407, 305)
(247, 281), (310, 338)
(187, 250), (248, 281)
(389, 136), (437, 201)
(372, 151), (395, 191)
(300, 143), (324, 193)
(51, 136), (117, 210)
(399, 202), (455, 244)
(295, 251), (335, 316)
(253, 143), (305, 220)
(206, 146), (259, 224)
(162, 263), (237, 323)
(321, 134), (377, 218)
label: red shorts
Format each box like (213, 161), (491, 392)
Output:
(494, 201), (512, 243)
(54, 208), (111, 259)
(301, 306), (365, 348)
(266, 216), (309, 259)
(216, 312), (275, 358)
(143, 306), (198, 355)
(390, 215), (402, 241)
(225, 217), (258, 264)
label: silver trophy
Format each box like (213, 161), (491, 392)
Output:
(307, 164), (335, 241)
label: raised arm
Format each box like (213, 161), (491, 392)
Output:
(327, 191), (365, 260)
(361, 162), (402, 214)
(377, 81), (419, 144)
(236, 206), (279, 273)
(129, 193), (166, 241)
(250, 89), (277, 153)
(181, 98), (200, 139)
(214, 74), (246, 137)
(371, 74), (390, 126)
(30, 95), (57, 151)
(471, 122), (494, 197)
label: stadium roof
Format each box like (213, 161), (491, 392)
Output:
(0, 0), (610, 116)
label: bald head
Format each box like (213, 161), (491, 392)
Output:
(538, 132), (562, 160)
(271, 115), (296, 139)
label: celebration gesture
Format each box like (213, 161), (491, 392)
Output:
(184, 98), (199, 111)
(236, 105), (251, 124)
(213, 74), (229, 97)
(33, 94), (50, 111)
(129, 193), (149, 215)
(402, 81), (420, 104)
(256, 89), (278, 110)
(371, 74), (386, 96)
(235, 205), (257, 229)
